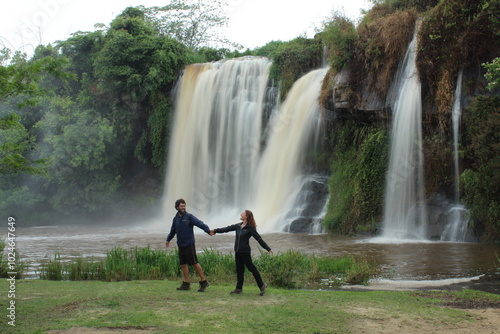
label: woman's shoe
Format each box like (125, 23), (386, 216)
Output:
(230, 289), (242, 294)
(259, 283), (267, 296)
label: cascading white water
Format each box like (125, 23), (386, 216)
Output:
(163, 57), (271, 222)
(250, 68), (328, 231)
(441, 69), (470, 242)
(452, 69), (464, 202)
(163, 57), (327, 231)
(381, 24), (427, 240)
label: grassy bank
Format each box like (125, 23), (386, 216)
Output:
(1, 280), (499, 333)
(28, 246), (377, 288)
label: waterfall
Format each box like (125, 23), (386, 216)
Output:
(250, 68), (328, 231)
(163, 57), (327, 231)
(441, 69), (471, 242)
(380, 24), (427, 240)
(452, 70), (463, 202)
(163, 57), (271, 222)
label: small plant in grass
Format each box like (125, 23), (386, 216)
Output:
(105, 247), (134, 281)
(198, 248), (235, 282)
(67, 256), (105, 281)
(345, 258), (379, 285)
(39, 252), (65, 280)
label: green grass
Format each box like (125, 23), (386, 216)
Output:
(33, 247), (377, 288)
(1, 280), (498, 333)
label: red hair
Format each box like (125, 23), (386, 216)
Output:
(245, 210), (257, 227)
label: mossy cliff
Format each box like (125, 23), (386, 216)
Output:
(269, 0), (499, 241)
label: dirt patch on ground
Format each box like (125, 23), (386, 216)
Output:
(348, 306), (500, 334)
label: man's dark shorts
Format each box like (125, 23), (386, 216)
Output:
(178, 244), (198, 265)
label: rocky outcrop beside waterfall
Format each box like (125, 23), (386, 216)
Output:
(286, 174), (329, 234)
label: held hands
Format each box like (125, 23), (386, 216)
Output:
(209, 230), (216, 236)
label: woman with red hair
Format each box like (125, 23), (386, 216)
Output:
(211, 210), (273, 296)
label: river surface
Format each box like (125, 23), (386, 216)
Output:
(13, 225), (500, 284)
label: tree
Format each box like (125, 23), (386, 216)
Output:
(91, 7), (188, 173)
(0, 114), (45, 175)
(318, 12), (357, 71)
(0, 48), (69, 177)
(141, 0), (234, 50)
(484, 57), (500, 91)
(0, 48), (68, 106)
(34, 103), (119, 215)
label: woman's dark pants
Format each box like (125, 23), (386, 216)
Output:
(235, 252), (264, 290)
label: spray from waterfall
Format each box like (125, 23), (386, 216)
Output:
(380, 22), (427, 240)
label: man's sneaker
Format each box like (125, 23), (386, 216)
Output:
(259, 283), (267, 296)
(230, 289), (242, 294)
(176, 281), (190, 290)
(198, 280), (209, 292)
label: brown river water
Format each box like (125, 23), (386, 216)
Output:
(13, 224), (500, 288)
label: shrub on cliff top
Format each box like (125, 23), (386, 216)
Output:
(417, 0), (499, 130)
(354, 9), (417, 98)
(269, 37), (323, 101)
(319, 12), (358, 72)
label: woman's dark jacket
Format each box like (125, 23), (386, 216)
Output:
(214, 223), (271, 253)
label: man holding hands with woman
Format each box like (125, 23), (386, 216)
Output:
(166, 198), (272, 296)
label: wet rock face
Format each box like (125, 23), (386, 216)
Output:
(287, 176), (329, 233)
(289, 218), (314, 233)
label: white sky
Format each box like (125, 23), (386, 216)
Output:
(0, 0), (372, 55)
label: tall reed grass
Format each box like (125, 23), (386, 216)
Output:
(38, 246), (378, 288)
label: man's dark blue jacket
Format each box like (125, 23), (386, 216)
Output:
(166, 212), (210, 248)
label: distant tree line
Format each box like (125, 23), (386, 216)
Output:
(0, 3), (240, 225)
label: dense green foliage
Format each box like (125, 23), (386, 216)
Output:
(417, 0), (499, 128)
(268, 37), (323, 101)
(0, 6), (197, 224)
(462, 95), (500, 242)
(323, 121), (388, 234)
(0, 114), (45, 175)
(318, 13), (358, 71)
(484, 57), (500, 91)
(0, 48), (69, 105)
